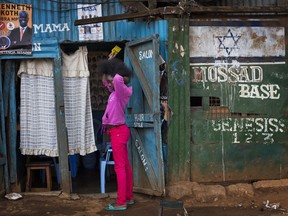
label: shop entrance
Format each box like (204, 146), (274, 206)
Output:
(60, 42), (125, 194)
(2, 38), (165, 195)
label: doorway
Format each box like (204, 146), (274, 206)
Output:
(60, 42), (126, 194)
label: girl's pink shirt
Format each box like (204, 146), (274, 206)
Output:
(102, 74), (132, 126)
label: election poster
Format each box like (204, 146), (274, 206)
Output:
(77, 4), (103, 41)
(0, 3), (32, 55)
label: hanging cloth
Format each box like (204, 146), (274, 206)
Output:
(18, 46), (96, 156)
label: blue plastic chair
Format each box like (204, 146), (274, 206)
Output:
(100, 143), (114, 193)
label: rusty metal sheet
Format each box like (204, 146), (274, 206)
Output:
(189, 18), (288, 182)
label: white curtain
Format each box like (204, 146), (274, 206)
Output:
(19, 46), (96, 156)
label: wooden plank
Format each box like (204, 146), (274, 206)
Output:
(74, 7), (179, 25)
(187, 6), (288, 13)
(119, 0), (148, 12)
(148, 0), (157, 9)
(74, 4), (288, 26)
(131, 128), (158, 191)
(0, 61), (9, 192)
(0, 157), (5, 166)
(4, 61), (17, 184)
(29, 188), (50, 192)
(133, 186), (162, 196)
(126, 46), (154, 110)
(9, 61), (17, 184)
(53, 57), (71, 194)
(21, 191), (61, 196)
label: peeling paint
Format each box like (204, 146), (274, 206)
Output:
(189, 26), (285, 58)
(180, 45), (185, 57)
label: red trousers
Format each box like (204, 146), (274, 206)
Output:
(107, 124), (133, 205)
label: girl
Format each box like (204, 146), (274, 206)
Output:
(97, 58), (134, 211)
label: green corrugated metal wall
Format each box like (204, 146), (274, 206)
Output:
(166, 18), (191, 183)
(189, 18), (288, 182)
(167, 16), (288, 184)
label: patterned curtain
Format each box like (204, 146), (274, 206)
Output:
(19, 46), (96, 156)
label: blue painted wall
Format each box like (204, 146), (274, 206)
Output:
(1, 0), (168, 58)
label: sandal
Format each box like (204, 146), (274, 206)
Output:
(127, 200), (135, 205)
(105, 203), (127, 211)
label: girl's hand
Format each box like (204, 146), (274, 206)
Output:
(102, 74), (114, 84)
(123, 76), (130, 84)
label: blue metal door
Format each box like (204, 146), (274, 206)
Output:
(125, 35), (165, 196)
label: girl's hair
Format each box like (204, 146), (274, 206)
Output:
(97, 58), (132, 78)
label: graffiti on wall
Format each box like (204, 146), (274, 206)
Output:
(238, 83), (280, 100)
(192, 65), (263, 83)
(190, 25), (285, 101)
(191, 65), (281, 100)
(189, 24), (286, 144)
(33, 23), (70, 34)
(172, 39), (187, 86)
(135, 139), (149, 172)
(138, 49), (153, 60)
(189, 26), (285, 59)
(212, 118), (285, 144)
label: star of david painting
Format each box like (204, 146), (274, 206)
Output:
(215, 29), (241, 55)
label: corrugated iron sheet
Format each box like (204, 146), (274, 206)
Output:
(167, 18), (191, 183)
(4, 0), (168, 43)
(188, 18), (288, 182)
(0, 37), (59, 59)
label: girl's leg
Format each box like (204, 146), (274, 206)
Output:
(109, 125), (131, 205)
(125, 154), (133, 201)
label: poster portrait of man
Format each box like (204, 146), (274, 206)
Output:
(0, 3), (32, 55)
(8, 11), (32, 50)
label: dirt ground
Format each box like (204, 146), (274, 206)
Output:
(1, 188), (288, 216)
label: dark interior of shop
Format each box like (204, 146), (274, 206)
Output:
(15, 41), (128, 194)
